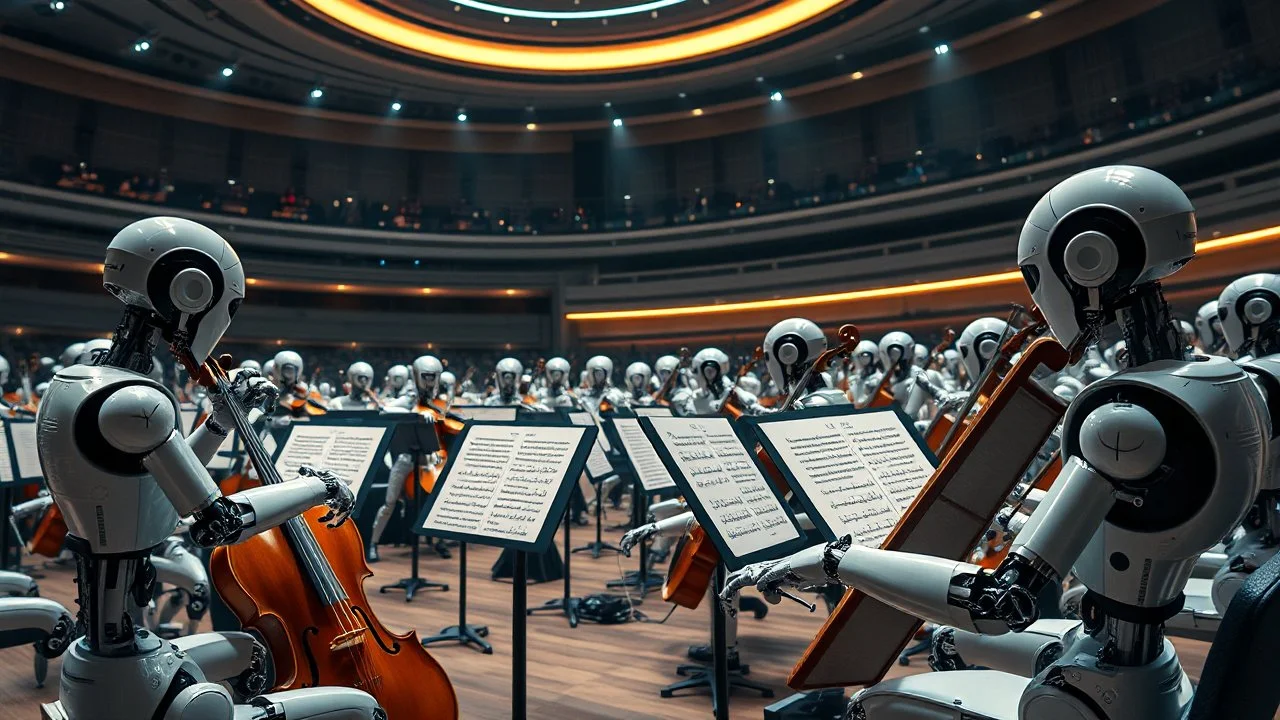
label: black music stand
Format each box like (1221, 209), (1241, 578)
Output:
(572, 472), (622, 558)
(379, 418), (449, 601)
(527, 503), (582, 628)
(605, 482), (662, 593)
(1, 417), (45, 572)
(420, 540), (491, 654)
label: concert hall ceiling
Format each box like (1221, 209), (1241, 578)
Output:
(0, 0), (1048, 124)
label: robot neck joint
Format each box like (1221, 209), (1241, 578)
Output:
(1116, 282), (1184, 367)
(102, 305), (161, 375)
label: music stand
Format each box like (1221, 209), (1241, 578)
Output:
(564, 409), (621, 558)
(376, 415), (449, 601)
(1, 417), (44, 571)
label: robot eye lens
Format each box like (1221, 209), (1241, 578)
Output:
(1020, 265), (1040, 293)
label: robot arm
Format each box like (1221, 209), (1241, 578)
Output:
(0, 570), (37, 597)
(99, 385), (353, 549)
(910, 368), (970, 413)
(620, 511), (696, 555)
(0, 597), (76, 657)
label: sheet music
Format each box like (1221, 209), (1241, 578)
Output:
(179, 404), (199, 437)
(755, 409), (935, 547)
(421, 425), (586, 543)
(568, 413), (614, 479)
(633, 406), (673, 417)
(453, 406), (519, 422)
(273, 425), (388, 497)
(208, 432), (240, 471)
(0, 422), (13, 484)
(646, 416), (800, 558)
(7, 422), (41, 479)
(612, 418), (676, 491)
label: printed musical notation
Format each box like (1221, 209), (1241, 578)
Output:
(7, 421), (41, 480)
(273, 425), (388, 498)
(568, 412), (614, 479)
(0, 421), (13, 484)
(421, 424), (586, 544)
(756, 410), (935, 548)
(612, 418), (676, 491)
(645, 416), (800, 559)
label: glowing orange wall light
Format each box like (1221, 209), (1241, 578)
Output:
(299, 0), (847, 72)
(565, 224), (1280, 321)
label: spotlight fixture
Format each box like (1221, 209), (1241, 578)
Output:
(526, 122), (537, 130)
(132, 38), (152, 53)
(934, 43), (950, 55)
(604, 101), (612, 108)
(692, 108), (703, 116)
(391, 100), (403, 112)
(457, 109), (468, 122)
(612, 117), (623, 128)
(310, 86), (325, 99)
(220, 65), (235, 78)
(755, 76), (764, 83)
(769, 90), (783, 102)
(851, 71), (864, 80)
(1027, 9), (1043, 19)
(678, 92), (687, 99)
(49, 0), (66, 12)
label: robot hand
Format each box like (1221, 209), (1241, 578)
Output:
(720, 543), (831, 612)
(298, 465), (355, 528)
(619, 523), (658, 557)
(927, 626), (966, 672)
(37, 610), (76, 659)
(209, 369), (278, 434)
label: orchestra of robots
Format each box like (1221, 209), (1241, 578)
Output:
(2, 165), (1279, 719)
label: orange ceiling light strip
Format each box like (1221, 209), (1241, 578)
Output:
(299, 0), (846, 72)
(565, 224), (1280, 321)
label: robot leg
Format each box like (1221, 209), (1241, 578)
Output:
(846, 670), (1027, 720)
(152, 541), (211, 634)
(237, 688), (384, 720)
(171, 632), (269, 698)
(929, 620), (1077, 676)
(368, 454), (412, 561)
(0, 596), (76, 688)
(0, 569), (37, 596)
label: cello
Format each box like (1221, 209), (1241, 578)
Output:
(649, 348), (692, 406)
(718, 346), (764, 419)
(664, 326), (861, 609)
(183, 353), (458, 720)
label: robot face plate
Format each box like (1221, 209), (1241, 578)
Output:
(764, 318), (826, 392)
(1217, 274), (1280, 355)
(347, 362), (374, 390)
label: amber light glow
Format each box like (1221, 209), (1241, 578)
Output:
(564, 224), (1280, 321)
(299, 0), (848, 72)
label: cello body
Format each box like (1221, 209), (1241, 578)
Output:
(29, 503), (68, 558)
(211, 506), (459, 719)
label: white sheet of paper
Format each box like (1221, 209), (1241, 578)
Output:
(8, 422), (41, 480)
(568, 413), (614, 479)
(754, 409), (935, 547)
(612, 418), (676, 491)
(179, 404), (199, 437)
(0, 422), (13, 484)
(208, 432), (240, 471)
(273, 425), (389, 497)
(633, 406), (673, 417)
(421, 425), (586, 544)
(645, 416), (800, 558)
(453, 407), (519, 422)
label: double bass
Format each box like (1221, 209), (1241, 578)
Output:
(183, 353), (458, 719)
(664, 326), (860, 609)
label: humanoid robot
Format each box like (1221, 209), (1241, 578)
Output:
(55, 342), (85, 373)
(623, 361), (656, 406)
(650, 354), (684, 401)
(329, 362), (380, 410)
(75, 338), (113, 366)
(37, 217), (379, 720)
(382, 364), (412, 400)
(875, 332), (917, 406)
(0, 570), (75, 688)
(145, 536), (212, 639)
(737, 372), (763, 398)
(535, 357), (580, 409)
(911, 317), (1009, 413)
(670, 348), (762, 416)
(721, 166), (1270, 720)
(1195, 299), (1225, 355)
(578, 355), (630, 415)
(270, 349), (325, 418)
(1218, 273), (1280, 362)
(848, 339), (881, 405)
(239, 359), (261, 373)
(485, 357), (541, 408)
(438, 370), (457, 402)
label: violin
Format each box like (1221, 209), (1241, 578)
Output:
(719, 346), (764, 419)
(664, 326), (860, 610)
(183, 353), (458, 719)
(282, 381), (328, 416)
(399, 398), (467, 501)
(974, 450), (1062, 569)
(650, 348), (692, 405)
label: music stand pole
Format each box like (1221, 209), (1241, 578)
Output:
(712, 563), (730, 720)
(513, 550), (528, 720)
(0, 489), (11, 571)
(421, 541), (492, 653)
(572, 475), (621, 558)
(606, 483), (661, 592)
(379, 431), (448, 601)
(527, 507), (581, 628)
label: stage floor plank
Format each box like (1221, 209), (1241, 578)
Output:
(1, 517), (1229, 719)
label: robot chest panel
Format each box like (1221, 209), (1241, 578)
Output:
(38, 371), (180, 553)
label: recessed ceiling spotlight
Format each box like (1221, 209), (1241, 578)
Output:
(550, 19), (557, 26)
(934, 43), (949, 55)
(49, 1), (66, 12)
(220, 65), (235, 78)
(503, 15), (509, 22)
(391, 101), (402, 112)
(604, 101), (612, 108)
(851, 71), (864, 80)
(918, 25), (930, 33)
(834, 53), (844, 61)
(612, 117), (623, 128)
(650, 10), (657, 17)
(310, 86), (325, 99)
(456, 109), (468, 122)
(692, 108), (703, 116)
(1027, 10), (1043, 19)
(769, 90), (783, 102)
(132, 38), (152, 53)
(755, 76), (764, 83)
(678, 92), (687, 98)
(526, 122), (537, 130)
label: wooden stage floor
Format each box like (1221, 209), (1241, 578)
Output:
(2, 517), (1223, 720)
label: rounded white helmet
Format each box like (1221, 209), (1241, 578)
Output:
(347, 362), (374, 392)
(1017, 166), (1195, 349)
(76, 338), (114, 365)
(957, 317), (1009, 379)
(59, 343), (86, 369)
(0, 355), (8, 385)
(625, 362), (653, 393)
(941, 348), (960, 374)
(262, 358), (275, 380)
(387, 364), (410, 391)
(690, 348), (730, 391)
(1178, 320), (1196, 348)
(764, 318), (827, 394)
(1217, 274), (1280, 356)
(273, 350), (304, 386)
(911, 344), (930, 368)
(240, 359), (262, 372)
(853, 340), (878, 370)
(413, 356), (444, 394)
(738, 373), (762, 396)
(103, 217), (245, 362)
(496, 357), (524, 393)
(877, 332), (915, 379)
(546, 357), (571, 386)
(439, 370), (457, 394)
(585, 355), (614, 388)
(1195, 300), (1222, 351)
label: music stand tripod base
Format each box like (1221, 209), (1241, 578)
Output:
(379, 575), (449, 602)
(421, 623), (492, 654)
(572, 476), (622, 559)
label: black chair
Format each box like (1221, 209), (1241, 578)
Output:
(1187, 549), (1280, 720)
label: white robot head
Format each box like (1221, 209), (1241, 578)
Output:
(624, 362), (652, 394)
(0, 355), (8, 385)
(1195, 300), (1223, 352)
(546, 357), (571, 387)
(1103, 340), (1127, 369)
(347, 362), (374, 393)
(387, 364), (410, 392)
(585, 356), (614, 389)
(853, 340), (878, 370)
(1052, 375), (1085, 403)
(690, 348), (729, 391)
(496, 357), (523, 394)
(59, 342), (85, 369)
(34, 381), (49, 399)
(957, 317), (1009, 379)
(911, 344), (929, 369)
(262, 358), (275, 380)
(764, 318), (827, 393)
(273, 350), (304, 386)
(654, 355), (680, 385)
(877, 332), (915, 380)
(240, 359), (262, 372)
(76, 338), (113, 365)
(1217, 274), (1280, 356)
(738, 372), (762, 396)
(1017, 166), (1196, 350)
(318, 381), (333, 400)
(439, 371), (457, 395)
(941, 348), (960, 375)
(1178, 320), (1196, 349)
(412, 355), (444, 395)
(103, 217), (245, 362)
